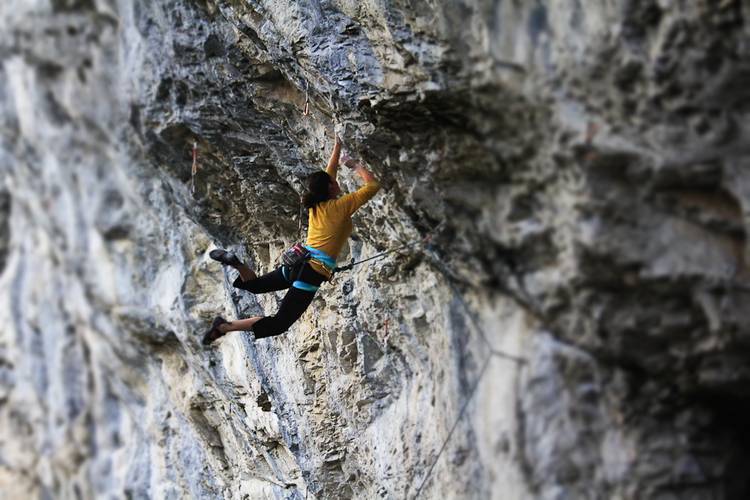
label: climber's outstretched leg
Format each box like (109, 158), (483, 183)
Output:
(202, 263), (325, 345)
(210, 249), (256, 282)
(202, 315), (267, 345)
(231, 266), (294, 293)
(208, 287), (317, 343)
(211, 248), (299, 291)
(202, 290), (314, 345)
(245, 286), (318, 339)
(217, 316), (264, 336)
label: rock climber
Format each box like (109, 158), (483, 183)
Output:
(202, 135), (381, 345)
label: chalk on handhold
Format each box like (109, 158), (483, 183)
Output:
(340, 151), (353, 165)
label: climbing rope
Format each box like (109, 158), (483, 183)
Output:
(424, 244), (528, 365)
(410, 349), (525, 499)
(407, 245), (527, 499)
(410, 332), (525, 499)
(328, 232), (527, 499)
(333, 235), (528, 363)
(343, 236), (528, 361)
(333, 235), (431, 273)
(412, 354), (493, 499)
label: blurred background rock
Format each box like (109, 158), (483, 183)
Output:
(1, 1), (749, 498)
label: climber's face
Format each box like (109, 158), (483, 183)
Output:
(329, 179), (341, 198)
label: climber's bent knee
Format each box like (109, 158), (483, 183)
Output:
(247, 263), (325, 340)
(251, 317), (290, 339)
(252, 287), (319, 339)
(233, 267), (290, 293)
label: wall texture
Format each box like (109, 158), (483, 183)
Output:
(1, 1), (749, 499)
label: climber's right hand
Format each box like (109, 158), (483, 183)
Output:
(341, 153), (356, 168)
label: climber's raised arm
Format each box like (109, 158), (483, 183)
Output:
(336, 158), (380, 215)
(350, 161), (376, 184)
(325, 135), (342, 178)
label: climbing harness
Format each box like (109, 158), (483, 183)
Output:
(277, 243), (314, 291)
(279, 244), (335, 292)
(281, 243), (309, 268)
(278, 235), (427, 292)
(304, 246), (336, 274)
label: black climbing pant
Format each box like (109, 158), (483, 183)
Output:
(232, 263), (327, 339)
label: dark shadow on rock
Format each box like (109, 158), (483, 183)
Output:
(0, 191), (10, 275)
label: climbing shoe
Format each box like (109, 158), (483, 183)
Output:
(202, 316), (229, 346)
(209, 249), (242, 267)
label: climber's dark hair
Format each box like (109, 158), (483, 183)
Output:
(302, 171), (332, 209)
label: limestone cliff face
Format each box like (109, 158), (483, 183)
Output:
(2, 1), (750, 499)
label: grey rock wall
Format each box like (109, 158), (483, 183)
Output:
(1, 0), (749, 499)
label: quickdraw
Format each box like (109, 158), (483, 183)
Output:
(191, 141), (198, 194)
(302, 81), (310, 116)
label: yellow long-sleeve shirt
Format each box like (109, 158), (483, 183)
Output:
(305, 169), (380, 269)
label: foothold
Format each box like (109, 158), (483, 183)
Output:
(156, 77), (172, 101)
(204, 34), (225, 59)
